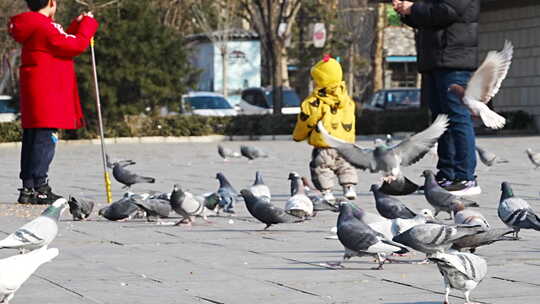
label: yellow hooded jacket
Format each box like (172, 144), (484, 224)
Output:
(292, 58), (356, 147)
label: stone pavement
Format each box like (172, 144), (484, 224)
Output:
(0, 136), (540, 304)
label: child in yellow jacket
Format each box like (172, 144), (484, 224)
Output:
(292, 55), (358, 200)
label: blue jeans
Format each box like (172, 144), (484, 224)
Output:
(20, 128), (57, 189)
(424, 69), (477, 181)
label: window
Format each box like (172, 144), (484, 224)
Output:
(265, 90), (301, 107)
(185, 96), (233, 110)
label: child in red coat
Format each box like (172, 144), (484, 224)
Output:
(9, 0), (98, 204)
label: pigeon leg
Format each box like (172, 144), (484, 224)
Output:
(443, 285), (451, 304)
(463, 290), (480, 304)
(371, 254), (385, 270)
(263, 224), (272, 230)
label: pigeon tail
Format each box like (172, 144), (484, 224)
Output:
(462, 200), (480, 208)
(478, 103), (506, 129)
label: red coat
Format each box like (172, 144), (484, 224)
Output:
(8, 12), (98, 129)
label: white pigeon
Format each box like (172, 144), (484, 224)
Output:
(249, 171), (271, 202)
(0, 198), (67, 252)
(449, 40), (513, 129)
(368, 209), (437, 240)
(429, 251), (487, 304)
(285, 173), (314, 218)
(0, 246), (59, 303)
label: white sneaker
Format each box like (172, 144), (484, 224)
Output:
(322, 190), (336, 202)
(343, 185), (357, 200)
(445, 180), (482, 196)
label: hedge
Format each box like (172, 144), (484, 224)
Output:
(0, 110), (535, 143)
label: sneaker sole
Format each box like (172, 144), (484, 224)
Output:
(448, 186), (482, 196)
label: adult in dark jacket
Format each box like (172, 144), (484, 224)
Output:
(394, 0), (481, 196)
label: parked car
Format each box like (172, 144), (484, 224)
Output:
(237, 87), (301, 115)
(181, 92), (237, 116)
(364, 88), (420, 110)
(0, 95), (17, 122)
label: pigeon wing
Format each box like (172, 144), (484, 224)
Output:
(393, 115), (449, 166)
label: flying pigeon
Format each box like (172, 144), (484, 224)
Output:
(476, 146), (508, 167)
(318, 114), (449, 183)
(240, 189), (303, 230)
(0, 198), (67, 252)
(216, 172), (237, 214)
(285, 173), (314, 218)
(370, 184), (416, 219)
(429, 251), (487, 304)
(498, 182), (540, 238)
(449, 40), (513, 129)
(109, 156), (156, 189)
(301, 176), (338, 213)
(169, 184), (208, 226)
(525, 148), (540, 168)
(249, 171), (271, 202)
(335, 202), (408, 269)
(452, 201), (490, 229)
(217, 144), (240, 161)
(451, 228), (515, 253)
(378, 176), (419, 196)
(421, 170), (479, 218)
(240, 145), (268, 160)
(132, 195), (171, 222)
(0, 246), (59, 304)
(392, 223), (485, 255)
(67, 196), (95, 221)
(98, 194), (140, 221)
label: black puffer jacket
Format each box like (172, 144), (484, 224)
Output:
(402, 0), (479, 72)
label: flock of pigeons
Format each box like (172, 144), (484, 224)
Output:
(1, 40), (540, 303)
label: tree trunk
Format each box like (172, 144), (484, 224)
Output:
(221, 45), (228, 98)
(281, 47), (290, 88)
(272, 45), (284, 115)
(347, 43), (355, 96)
(373, 3), (385, 92)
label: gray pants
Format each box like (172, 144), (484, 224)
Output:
(310, 148), (358, 191)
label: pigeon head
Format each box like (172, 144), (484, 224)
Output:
(254, 171), (264, 185)
(448, 84), (465, 100)
(421, 170), (435, 177)
(369, 184), (380, 192)
(240, 189), (255, 201)
(170, 184), (185, 204)
(98, 207), (105, 217)
(525, 148), (533, 155)
(500, 182), (514, 201)
(41, 198), (68, 220)
(288, 172), (300, 180)
(216, 173), (223, 180)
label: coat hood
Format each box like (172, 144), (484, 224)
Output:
(310, 56), (343, 88)
(9, 12), (49, 44)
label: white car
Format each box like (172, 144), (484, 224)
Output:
(181, 92), (237, 117)
(237, 87), (301, 115)
(0, 95), (17, 122)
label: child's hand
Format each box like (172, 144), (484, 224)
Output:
(76, 12), (94, 22)
(84, 12), (94, 18)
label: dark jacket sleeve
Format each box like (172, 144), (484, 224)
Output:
(406, 0), (472, 29)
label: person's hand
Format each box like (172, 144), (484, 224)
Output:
(84, 11), (94, 18)
(77, 11), (94, 22)
(76, 14), (84, 22)
(394, 1), (414, 15)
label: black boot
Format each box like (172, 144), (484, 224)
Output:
(34, 184), (62, 205)
(17, 188), (35, 204)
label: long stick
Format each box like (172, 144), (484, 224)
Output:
(90, 37), (112, 203)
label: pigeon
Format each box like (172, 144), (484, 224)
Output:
(216, 172), (237, 214)
(132, 195), (171, 222)
(217, 144), (240, 161)
(0, 198), (67, 252)
(169, 184), (208, 225)
(109, 156), (156, 189)
(240, 189), (303, 230)
(449, 40), (513, 129)
(98, 194), (140, 221)
(451, 228), (515, 253)
(67, 196), (95, 221)
(525, 148), (540, 168)
(240, 145), (268, 160)
(429, 251), (487, 304)
(318, 114), (448, 182)
(421, 170), (479, 218)
(392, 223), (485, 255)
(498, 182), (540, 238)
(0, 246), (59, 304)
(452, 201), (490, 229)
(301, 177), (338, 213)
(368, 209), (439, 241)
(476, 146), (508, 167)
(203, 192), (220, 211)
(335, 202), (408, 269)
(285, 172), (314, 218)
(370, 184), (416, 219)
(378, 176), (419, 196)
(249, 171), (271, 202)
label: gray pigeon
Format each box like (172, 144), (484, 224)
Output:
(476, 146), (508, 167)
(0, 246), (59, 303)
(301, 177), (338, 213)
(392, 223), (485, 255)
(240, 145), (268, 160)
(452, 201), (490, 229)
(318, 115), (448, 182)
(249, 171), (271, 201)
(169, 184), (207, 226)
(370, 184), (416, 219)
(525, 148), (540, 168)
(421, 170), (479, 218)
(98, 194), (140, 221)
(240, 189), (303, 230)
(429, 251), (487, 304)
(132, 196), (171, 222)
(109, 156), (156, 189)
(336, 202), (408, 269)
(217, 144), (240, 161)
(216, 173), (237, 214)
(378, 176), (419, 196)
(451, 228), (515, 253)
(498, 182), (540, 238)
(0, 198), (67, 252)
(68, 196), (95, 221)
